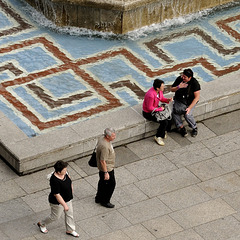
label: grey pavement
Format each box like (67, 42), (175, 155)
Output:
(0, 110), (240, 240)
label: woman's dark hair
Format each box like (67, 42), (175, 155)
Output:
(153, 79), (164, 90)
(54, 160), (68, 173)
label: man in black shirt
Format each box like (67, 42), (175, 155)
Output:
(171, 69), (201, 137)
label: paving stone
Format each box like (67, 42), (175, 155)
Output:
(0, 229), (10, 240)
(222, 191), (240, 211)
(232, 212), (240, 223)
(114, 166), (139, 187)
(0, 179), (26, 203)
(161, 229), (204, 240)
(0, 198), (34, 224)
(202, 130), (240, 156)
(185, 122), (216, 143)
(77, 215), (112, 238)
(68, 161), (88, 178)
(34, 234), (58, 240)
(14, 168), (53, 194)
(135, 168), (200, 197)
(114, 145), (141, 167)
(166, 130), (192, 147)
(92, 230), (131, 240)
(198, 172), (240, 198)
(84, 173), (99, 190)
(0, 159), (18, 182)
(227, 235), (240, 240)
(159, 185), (211, 211)
(118, 197), (171, 224)
(187, 159), (227, 181)
(21, 237), (37, 240)
(100, 211), (131, 231)
(122, 224), (156, 240)
(194, 216), (240, 240)
(125, 154), (177, 180)
(72, 197), (114, 222)
(21, 190), (49, 213)
(170, 199), (236, 229)
(114, 184), (148, 207)
(203, 110), (240, 135)
(163, 142), (215, 167)
(142, 215), (183, 238)
(72, 178), (96, 200)
(212, 149), (240, 172)
(126, 136), (180, 159)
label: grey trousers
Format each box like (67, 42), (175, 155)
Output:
(41, 200), (75, 232)
(172, 100), (197, 129)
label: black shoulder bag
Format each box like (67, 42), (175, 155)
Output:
(88, 146), (97, 167)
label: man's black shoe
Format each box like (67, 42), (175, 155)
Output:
(191, 128), (198, 137)
(101, 202), (115, 208)
(95, 198), (100, 204)
(180, 127), (188, 137)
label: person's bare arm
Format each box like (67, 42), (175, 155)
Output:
(55, 194), (69, 211)
(100, 160), (109, 180)
(186, 90), (200, 114)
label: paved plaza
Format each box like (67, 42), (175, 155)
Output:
(0, 109), (240, 240)
(0, 0), (240, 238)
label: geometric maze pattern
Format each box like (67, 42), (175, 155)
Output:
(0, 0), (240, 137)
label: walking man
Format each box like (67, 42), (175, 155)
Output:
(95, 128), (116, 208)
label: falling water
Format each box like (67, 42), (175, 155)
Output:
(22, 0), (237, 34)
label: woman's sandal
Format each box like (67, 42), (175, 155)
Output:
(37, 222), (48, 234)
(66, 231), (79, 237)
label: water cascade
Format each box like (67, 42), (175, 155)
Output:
(24, 0), (236, 34)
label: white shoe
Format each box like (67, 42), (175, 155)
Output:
(154, 136), (165, 146)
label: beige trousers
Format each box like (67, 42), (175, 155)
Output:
(42, 200), (75, 232)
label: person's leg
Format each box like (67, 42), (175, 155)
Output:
(96, 171), (116, 208)
(172, 101), (184, 129)
(184, 106), (196, 129)
(156, 119), (168, 138)
(105, 170), (116, 204)
(184, 106), (198, 137)
(95, 171), (105, 203)
(40, 203), (63, 228)
(64, 201), (76, 233)
(143, 111), (168, 145)
(166, 119), (172, 133)
(172, 101), (188, 137)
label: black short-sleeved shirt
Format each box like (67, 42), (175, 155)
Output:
(48, 173), (73, 204)
(172, 76), (201, 105)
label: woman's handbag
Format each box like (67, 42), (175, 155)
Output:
(88, 147), (97, 167)
(151, 104), (172, 121)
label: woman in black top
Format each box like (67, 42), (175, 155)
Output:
(37, 161), (79, 237)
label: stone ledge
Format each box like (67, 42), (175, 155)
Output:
(0, 70), (239, 174)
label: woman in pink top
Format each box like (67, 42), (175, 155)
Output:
(143, 79), (172, 146)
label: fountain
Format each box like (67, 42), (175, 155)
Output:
(23, 0), (236, 34)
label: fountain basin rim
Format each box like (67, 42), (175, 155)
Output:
(50, 0), (160, 11)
